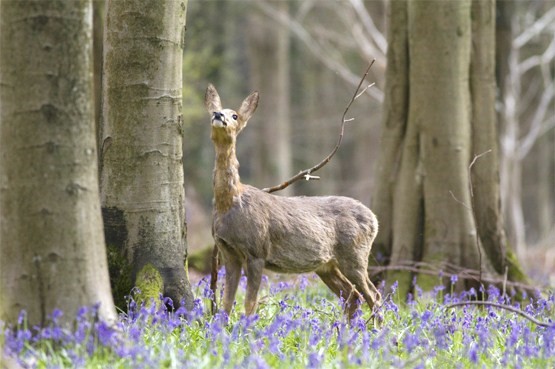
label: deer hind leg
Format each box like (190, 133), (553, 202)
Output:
(337, 258), (382, 313)
(221, 251), (242, 315)
(316, 264), (363, 321)
(245, 258), (264, 316)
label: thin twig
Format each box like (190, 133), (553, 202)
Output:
(363, 292), (391, 327)
(367, 262), (539, 293)
(446, 301), (553, 328)
(262, 59), (376, 193)
(468, 149), (492, 198)
(449, 149), (492, 292)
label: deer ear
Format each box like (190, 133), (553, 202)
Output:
(205, 84), (222, 114)
(237, 91), (259, 131)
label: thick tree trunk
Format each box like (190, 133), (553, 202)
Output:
(371, 0), (527, 296)
(0, 0), (116, 326)
(100, 0), (193, 309)
(469, 0), (507, 275)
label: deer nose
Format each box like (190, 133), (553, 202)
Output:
(213, 112), (224, 121)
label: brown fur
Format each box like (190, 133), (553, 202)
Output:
(205, 84), (382, 318)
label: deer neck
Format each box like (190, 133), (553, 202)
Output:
(213, 140), (243, 213)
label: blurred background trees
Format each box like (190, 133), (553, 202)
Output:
(181, 0), (554, 284)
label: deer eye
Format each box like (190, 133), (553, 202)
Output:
(232, 114), (238, 120)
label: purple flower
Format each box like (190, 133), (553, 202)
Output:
(307, 352), (323, 369)
(403, 332), (420, 353)
(96, 321), (118, 347)
(4, 327), (31, 355)
(17, 310), (27, 326)
(50, 309), (63, 322)
(469, 344), (478, 363)
(421, 310), (433, 323)
(390, 281), (398, 295)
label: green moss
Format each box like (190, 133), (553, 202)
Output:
(135, 263), (164, 307)
(106, 243), (133, 311)
(506, 249), (530, 284)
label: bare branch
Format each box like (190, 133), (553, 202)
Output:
(449, 190), (472, 211)
(262, 59), (376, 193)
(517, 83), (555, 160)
(367, 261), (539, 293)
(513, 6), (555, 49)
(348, 0), (387, 54)
(446, 301), (553, 328)
(468, 149), (492, 198)
(257, 1), (384, 102)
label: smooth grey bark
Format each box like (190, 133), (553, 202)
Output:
(470, 0), (507, 273)
(371, 0), (525, 296)
(100, 0), (193, 309)
(0, 0), (116, 326)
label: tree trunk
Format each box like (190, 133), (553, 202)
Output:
(247, 0), (292, 194)
(371, 0), (527, 297)
(93, 0), (105, 164)
(100, 0), (193, 309)
(0, 0), (116, 326)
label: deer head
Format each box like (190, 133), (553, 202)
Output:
(204, 84), (259, 144)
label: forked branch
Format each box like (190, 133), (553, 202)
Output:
(262, 59), (376, 193)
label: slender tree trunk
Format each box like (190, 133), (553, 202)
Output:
(100, 0), (193, 309)
(0, 0), (116, 326)
(370, 0), (411, 281)
(93, 0), (105, 164)
(248, 0), (292, 194)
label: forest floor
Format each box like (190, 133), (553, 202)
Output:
(3, 271), (555, 369)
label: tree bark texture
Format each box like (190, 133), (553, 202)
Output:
(371, 0), (525, 296)
(0, 0), (116, 326)
(100, 0), (193, 309)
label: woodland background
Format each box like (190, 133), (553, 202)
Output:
(176, 0), (554, 280)
(0, 0), (554, 329)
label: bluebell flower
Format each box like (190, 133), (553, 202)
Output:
(307, 351), (323, 369)
(96, 321), (118, 347)
(403, 332), (420, 353)
(468, 344), (478, 363)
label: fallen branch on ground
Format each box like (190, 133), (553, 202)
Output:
(446, 301), (553, 328)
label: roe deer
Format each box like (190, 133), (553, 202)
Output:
(205, 84), (382, 319)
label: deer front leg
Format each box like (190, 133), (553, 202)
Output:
(245, 258), (264, 316)
(223, 254), (242, 315)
